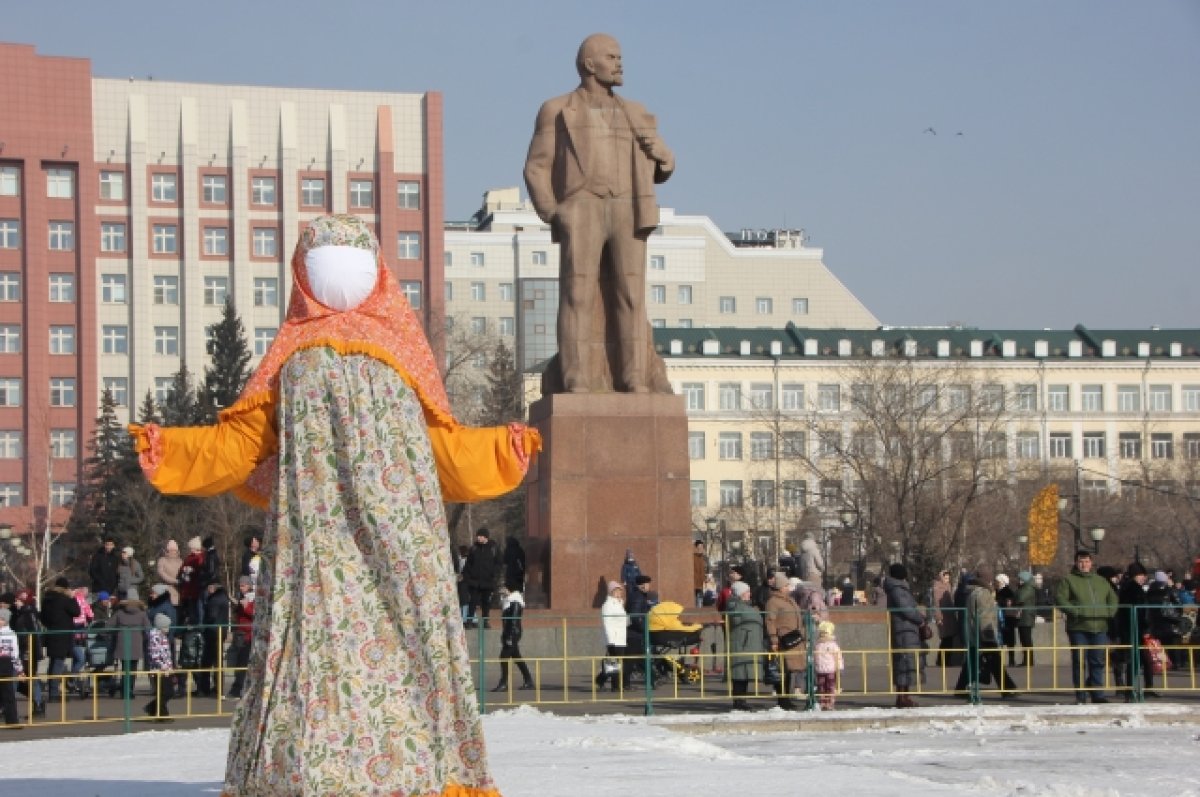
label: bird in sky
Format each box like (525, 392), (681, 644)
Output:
(956, 131), (964, 136)
(923, 127), (936, 135)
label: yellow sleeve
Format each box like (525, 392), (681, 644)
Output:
(426, 420), (542, 503)
(128, 404), (278, 497)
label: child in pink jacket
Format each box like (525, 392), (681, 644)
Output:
(814, 620), (844, 710)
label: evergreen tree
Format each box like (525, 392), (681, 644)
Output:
(199, 298), (253, 422)
(480, 340), (522, 424)
(137, 390), (161, 425)
(161, 363), (201, 426)
(67, 389), (140, 556)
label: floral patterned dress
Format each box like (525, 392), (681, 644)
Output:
(223, 348), (498, 797)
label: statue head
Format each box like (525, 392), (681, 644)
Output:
(576, 33), (623, 88)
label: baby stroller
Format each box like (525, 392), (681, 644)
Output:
(85, 620), (117, 693)
(646, 602), (703, 685)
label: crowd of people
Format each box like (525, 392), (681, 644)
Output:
(0, 531), (263, 727)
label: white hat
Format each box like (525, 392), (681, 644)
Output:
(731, 581), (751, 598)
(122, 546), (134, 556)
(995, 574), (1009, 587)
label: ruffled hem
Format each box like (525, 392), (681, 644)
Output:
(507, 422), (542, 472)
(220, 783), (501, 797)
(128, 423), (165, 479)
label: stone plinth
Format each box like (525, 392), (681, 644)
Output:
(523, 393), (692, 613)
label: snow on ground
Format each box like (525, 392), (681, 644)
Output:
(1, 704), (1199, 796)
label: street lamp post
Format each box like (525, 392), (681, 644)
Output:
(706, 516), (728, 587)
(1057, 461), (1106, 555)
(839, 507), (864, 588)
(1016, 534), (1029, 569)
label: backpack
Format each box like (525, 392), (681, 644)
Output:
(178, 628), (205, 669)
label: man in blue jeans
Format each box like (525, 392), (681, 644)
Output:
(1056, 549), (1118, 704)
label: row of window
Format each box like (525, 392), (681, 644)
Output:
(445, 316), (516, 337)
(677, 382), (1200, 413)
(687, 429), (1200, 462)
(0, 378), (76, 407)
(0, 482), (75, 509)
(0, 272), (281, 308)
(0, 166), (421, 212)
(0, 429), (77, 458)
(445, 281), (515, 303)
(688, 479), (823, 509)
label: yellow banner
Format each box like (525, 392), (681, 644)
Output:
(1027, 484), (1059, 567)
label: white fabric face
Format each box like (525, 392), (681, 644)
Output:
(304, 245), (378, 311)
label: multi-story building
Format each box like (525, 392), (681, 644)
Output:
(0, 43), (444, 532)
(444, 188), (879, 374)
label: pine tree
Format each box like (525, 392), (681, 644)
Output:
(137, 390), (161, 424)
(480, 340), (522, 424)
(199, 298), (253, 422)
(66, 389), (140, 554)
(161, 363), (201, 426)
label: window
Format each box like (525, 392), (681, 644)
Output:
(0, 166), (18, 196)
(202, 174), (227, 204)
(99, 171), (124, 200)
(203, 227), (228, 256)
(1081, 385), (1103, 412)
(650, 319), (665, 328)
(945, 385), (970, 410)
(781, 431), (805, 458)
(0, 219), (18, 249)
(682, 383), (705, 411)
(819, 480), (842, 506)
(689, 481), (707, 508)
(401, 281), (422, 309)
(718, 383), (741, 411)
(397, 181), (420, 210)
(0, 325), (19, 353)
(47, 168), (73, 198)
(301, 178), (326, 207)
(782, 480), (807, 508)
(1183, 386), (1200, 412)
(499, 317), (515, 336)
(0, 378), (20, 406)
(444, 283), (453, 302)
(50, 429), (76, 459)
(678, 318), (693, 328)
(254, 277), (278, 307)
(444, 252), (453, 268)
(103, 377), (128, 406)
(818, 430), (841, 457)
(499, 283), (514, 301)
(470, 317), (487, 335)
(914, 386), (937, 410)
(1047, 385), (1069, 412)
(688, 431), (705, 460)
(981, 433), (1006, 459)
(153, 275), (179, 305)
(1117, 385), (1141, 412)
(677, 285), (692, 304)
(817, 384), (840, 412)
(649, 255), (665, 270)
(718, 432), (742, 460)
(254, 328), (276, 357)
(1016, 432), (1040, 459)
(1119, 432), (1142, 459)
(1151, 433), (1173, 460)
(1048, 433), (1072, 459)
(100, 326), (127, 352)
(397, 232), (421, 260)
(1149, 385), (1172, 412)
(719, 480), (743, 508)
(750, 383), (773, 410)
(650, 285), (666, 304)
(204, 276), (228, 306)
(51, 482), (75, 508)
(252, 176), (276, 205)
(253, 228), (278, 258)
(49, 273), (75, 302)
(48, 221), (74, 251)
(154, 377), (173, 404)
(756, 297), (773, 314)
(531, 250), (547, 266)
(154, 327), (179, 356)
(781, 384), (804, 411)
(1014, 384), (1038, 412)
(750, 432), (774, 460)
(0, 484), (22, 506)
(0, 431), (19, 458)
(470, 252), (485, 267)
(1082, 432), (1106, 459)
(471, 282), (486, 301)
(101, 274), (126, 303)
(0, 273), (19, 301)
(752, 481), (775, 508)
(100, 222), (126, 252)
(349, 179), (374, 208)
(49, 377), (76, 407)
(980, 384), (1004, 412)
(792, 298), (809, 316)
(1183, 433), (1200, 460)
(152, 224), (177, 254)
(719, 296), (736, 314)
(151, 173), (177, 202)
(49, 325), (75, 355)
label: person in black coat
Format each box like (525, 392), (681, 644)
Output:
(193, 581), (231, 697)
(88, 538), (121, 596)
(10, 590), (44, 714)
(39, 577), (81, 701)
(462, 529), (501, 628)
(1115, 563), (1154, 698)
(1146, 571), (1185, 669)
(503, 537), (526, 593)
(491, 583), (533, 692)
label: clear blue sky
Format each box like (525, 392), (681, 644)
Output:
(7, 1), (1198, 329)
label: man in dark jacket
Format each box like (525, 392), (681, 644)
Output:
(39, 577), (81, 701)
(462, 529), (501, 628)
(503, 537), (526, 594)
(10, 590), (44, 714)
(1116, 562), (1153, 699)
(88, 537), (120, 596)
(1056, 549), (1117, 704)
(193, 581), (230, 697)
